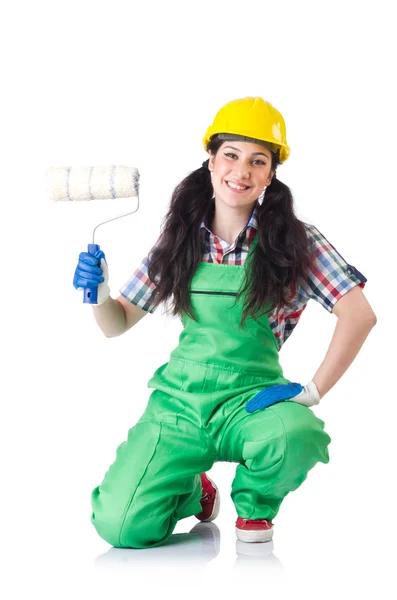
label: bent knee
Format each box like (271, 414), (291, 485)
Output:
(286, 410), (331, 466)
(91, 488), (174, 549)
(271, 401), (331, 446)
(91, 510), (173, 549)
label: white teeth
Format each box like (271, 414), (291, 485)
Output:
(227, 181), (248, 190)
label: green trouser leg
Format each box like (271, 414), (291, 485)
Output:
(218, 399), (331, 521)
(91, 400), (217, 549)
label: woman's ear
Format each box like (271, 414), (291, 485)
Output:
(266, 170), (275, 186)
(208, 150), (215, 172)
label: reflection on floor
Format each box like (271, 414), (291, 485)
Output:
(94, 520), (284, 572)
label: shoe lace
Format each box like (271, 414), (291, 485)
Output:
(201, 491), (214, 502)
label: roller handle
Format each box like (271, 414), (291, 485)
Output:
(83, 243), (101, 304)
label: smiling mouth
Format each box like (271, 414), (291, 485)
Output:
(225, 181), (251, 191)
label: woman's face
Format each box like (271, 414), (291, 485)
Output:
(208, 140), (274, 208)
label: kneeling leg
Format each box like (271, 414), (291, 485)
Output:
(91, 418), (215, 548)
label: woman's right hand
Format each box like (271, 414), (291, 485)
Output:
(73, 249), (110, 305)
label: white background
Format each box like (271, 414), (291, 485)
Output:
(2, 0), (395, 598)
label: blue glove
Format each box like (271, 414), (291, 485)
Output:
(246, 383), (304, 413)
(73, 249), (110, 305)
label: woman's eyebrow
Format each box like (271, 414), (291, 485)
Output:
(223, 145), (269, 158)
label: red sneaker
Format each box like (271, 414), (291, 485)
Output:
(235, 517), (274, 543)
(194, 473), (220, 522)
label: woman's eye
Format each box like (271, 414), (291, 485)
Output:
(224, 153), (266, 166)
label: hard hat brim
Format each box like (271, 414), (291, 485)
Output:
(214, 133), (281, 153)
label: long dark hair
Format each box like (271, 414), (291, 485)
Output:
(148, 136), (313, 328)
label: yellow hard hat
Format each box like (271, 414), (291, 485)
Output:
(202, 96), (290, 163)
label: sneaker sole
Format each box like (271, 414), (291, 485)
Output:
(235, 526), (274, 543)
(200, 475), (220, 522)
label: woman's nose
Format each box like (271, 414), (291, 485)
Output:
(233, 163), (250, 179)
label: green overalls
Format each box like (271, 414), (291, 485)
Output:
(91, 232), (331, 549)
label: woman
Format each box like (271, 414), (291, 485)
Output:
(74, 97), (376, 548)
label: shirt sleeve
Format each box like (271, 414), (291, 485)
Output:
(118, 234), (162, 313)
(301, 224), (368, 313)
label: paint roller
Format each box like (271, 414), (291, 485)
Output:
(46, 165), (140, 304)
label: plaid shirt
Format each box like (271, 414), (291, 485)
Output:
(119, 201), (367, 350)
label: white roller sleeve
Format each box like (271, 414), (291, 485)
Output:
(46, 165), (139, 201)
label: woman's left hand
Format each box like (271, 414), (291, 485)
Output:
(245, 381), (321, 413)
(288, 381), (321, 407)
